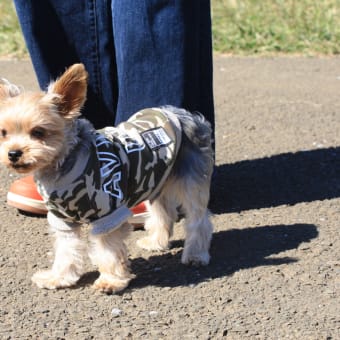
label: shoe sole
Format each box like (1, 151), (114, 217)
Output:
(128, 211), (150, 228)
(7, 192), (48, 215)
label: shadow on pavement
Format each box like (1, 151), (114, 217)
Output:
(77, 223), (318, 290)
(127, 223), (318, 289)
(210, 146), (340, 214)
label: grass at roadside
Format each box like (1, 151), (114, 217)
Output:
(212, 0), (340, 55)
(1, 0), (340, 58)
(0, 1), (26, 59)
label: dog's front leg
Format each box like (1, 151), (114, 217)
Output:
(32, 227), (85, 289)
(89, 223), (135, 294)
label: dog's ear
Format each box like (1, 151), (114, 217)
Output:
(0, 78), (21, 100)
(48, 63), (88, 119)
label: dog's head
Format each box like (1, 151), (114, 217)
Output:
(0, 64), (88, 174)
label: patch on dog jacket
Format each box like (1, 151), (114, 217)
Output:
(37, 108), (182, 234)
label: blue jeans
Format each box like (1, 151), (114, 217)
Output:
(14, 0), (214, 131)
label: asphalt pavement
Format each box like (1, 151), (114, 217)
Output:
(0, 57), (339, 339)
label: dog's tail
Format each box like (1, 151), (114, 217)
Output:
(162, 105), (214, 181)
(163, 105), (213, 148)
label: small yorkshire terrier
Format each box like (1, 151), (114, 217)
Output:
(0, 64), (214, 293)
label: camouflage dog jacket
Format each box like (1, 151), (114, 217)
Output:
(37, 108), (182, 234)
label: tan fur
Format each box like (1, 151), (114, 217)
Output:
(48, 64), (88, 119)
(0, 93), (66, 173)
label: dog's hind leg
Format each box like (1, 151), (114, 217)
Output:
(179, 178), (213, 266)
(32, 227), (85, 289)
(89, 223), (135, 294)
(181, 209), (212, 266)
(136, 197), (176, 251)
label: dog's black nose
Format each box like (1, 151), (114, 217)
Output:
(8, 150), (23, 163)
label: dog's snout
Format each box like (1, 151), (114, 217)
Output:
(8, 150), (23, 162)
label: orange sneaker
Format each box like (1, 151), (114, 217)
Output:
(7, 175), (47, 215)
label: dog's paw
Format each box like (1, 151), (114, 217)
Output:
(136, 237), (169, 252)
(31, 270), (79, 289)
(92, 273), (132, 294)
(181, 251), (210, 267)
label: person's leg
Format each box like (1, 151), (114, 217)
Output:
(111, 0), (214, 129)
(14, 0), (214, 127)
(13, 0), (117, 128)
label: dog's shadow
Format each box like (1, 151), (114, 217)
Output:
(210, 147), (340, 213)
(79, 223), (318, 290)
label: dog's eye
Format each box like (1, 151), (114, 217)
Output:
(31, 127), (46, 139)
(1, 129), (7, 138)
